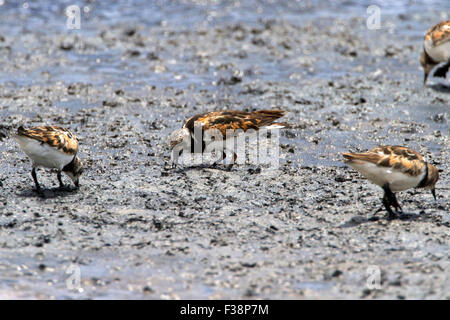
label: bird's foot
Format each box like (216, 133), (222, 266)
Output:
(393, 203), (403, 214)
(58, 185), (72, 192)
(386, 210), (399, 220)
(34, 187), (45, 197)
(369, 206), (384, 221)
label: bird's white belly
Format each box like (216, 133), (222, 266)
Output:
(425, 38), (450, 62)
(348, 161), (424, 192)
(15, 136), (74, 170)
(388, 171), (424, 191)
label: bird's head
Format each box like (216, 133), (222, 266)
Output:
(424, 163), (439, 201)
(168, 127), (190, 150)
(63, 156), (84, 188)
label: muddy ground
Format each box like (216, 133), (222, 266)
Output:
(0, 1), (448, 299)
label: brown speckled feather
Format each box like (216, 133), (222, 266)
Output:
(183, 110), (287, 136)
(17, 125), (79, 155)
(425, 20), (450, 46)
(343, 146), (426, 177)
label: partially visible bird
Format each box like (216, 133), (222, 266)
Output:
(343, 146), (439, 219)
(420, 20), (450, 84)
(13, 125), (84, 193)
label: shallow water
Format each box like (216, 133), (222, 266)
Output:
(1, 0), (449, 89)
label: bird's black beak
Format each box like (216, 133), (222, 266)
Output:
(423, 72), (428, 85)
(431, 188), (436, 202)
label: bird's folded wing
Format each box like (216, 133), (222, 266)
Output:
(184, 110), (286, 136)
(17, 126), (79, 155)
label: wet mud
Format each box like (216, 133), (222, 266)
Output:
(0, 1), (448, 299)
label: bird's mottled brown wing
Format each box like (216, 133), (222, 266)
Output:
(17, 125), (79, 155)
(343, 146), (426, 177)
(369, 146), (424, 161)
(183, 110), (287, 136)
(425, 21), (450, 46)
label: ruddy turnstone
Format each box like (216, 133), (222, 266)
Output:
(420, 20), (450, 84)
(14, 125), (84, 192)
(169, 109), (288, 166)
(343, 146), (439, 219)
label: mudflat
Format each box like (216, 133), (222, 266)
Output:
(0, 1), (448, 299)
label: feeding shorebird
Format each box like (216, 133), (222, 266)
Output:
(169, 109), (288, 167)
(420, 20), (450, 84)
(13, 125), (84, 193)
(343, 146), (439, 219)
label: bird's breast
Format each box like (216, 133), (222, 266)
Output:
(424, 38), (450, 62)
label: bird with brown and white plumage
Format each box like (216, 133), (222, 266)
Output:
(343, 146), (439, 219)
(13, 125), (84, 193)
